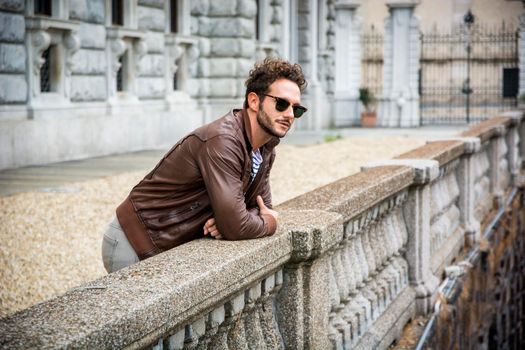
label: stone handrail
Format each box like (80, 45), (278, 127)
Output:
(1, 112), (524, 349)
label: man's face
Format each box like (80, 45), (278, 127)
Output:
(256, 79), (302, 138)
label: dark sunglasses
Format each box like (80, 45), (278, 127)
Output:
(262, 94), (307, 118)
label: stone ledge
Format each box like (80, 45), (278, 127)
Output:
(278, 166), (415, 222)
(0, 232), (291, 348)
(395, 140), (465, 166)
(461, 116), (512, 142)
(362, 159), (439, 185)
(0, 208), (345, 349)
(279, 210), (344, 262)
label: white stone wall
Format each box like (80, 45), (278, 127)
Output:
(69, 1), (107, 102)
(0, 2), (27, 104)
(137, 0), (165, 100)
(190, 0), (257, 122)
(0, 0), (340, 169)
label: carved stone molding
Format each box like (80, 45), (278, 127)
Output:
(25, 17), (80, 102)
(109, 38), (126, 76)
(31, 30), (51, 76)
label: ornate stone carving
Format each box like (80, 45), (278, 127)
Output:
(133, 39), (148, 72)
(109, 38), (126, 75)
(31, 30), (51, 75)
(63, 31), (81, 77)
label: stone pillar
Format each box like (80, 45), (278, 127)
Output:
(294, 0), (329, 131)
(380, 0), (420, 127)
(333, 0), (361, 127)
(519, 12), (525, 100)
(276, 210), (344, 349)
(362, 159), (440, 314)
(500, 111), (525, 186)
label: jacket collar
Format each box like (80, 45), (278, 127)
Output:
(238, 108), (280, 152)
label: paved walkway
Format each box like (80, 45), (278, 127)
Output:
(0, 126), (465, 197)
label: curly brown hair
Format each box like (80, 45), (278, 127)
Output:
(244, 57), (307, 108)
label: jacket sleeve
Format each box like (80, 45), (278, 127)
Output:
(197, 135), (277, 240)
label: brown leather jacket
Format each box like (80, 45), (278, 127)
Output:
(116, 109), (279, 260)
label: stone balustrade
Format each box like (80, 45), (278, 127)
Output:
(1, 112), (524, 349)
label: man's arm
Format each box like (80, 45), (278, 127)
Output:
(197, 136), (277, 240)
(204, 195), (278, 239)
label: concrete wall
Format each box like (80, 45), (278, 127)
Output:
(0, 111), (523, 349)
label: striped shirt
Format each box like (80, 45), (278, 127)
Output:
(250, 148), (263, 183)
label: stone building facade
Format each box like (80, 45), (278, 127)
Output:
(0, 0), (524, 170)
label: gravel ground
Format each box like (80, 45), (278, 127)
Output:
(0, 136), (425, 317)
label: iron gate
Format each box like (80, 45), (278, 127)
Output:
(361, 25), (383, 98)
(419, 22), (519, 125)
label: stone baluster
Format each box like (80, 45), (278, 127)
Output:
(360, 225), (381, 319)
(488, 125), (506, 207)
(390, 207), (408, 285)
(394, 208), (410, 286)
(204, 306), (228, 350)
(342, 238), (357, 296)
(361, 225), (377, 277)
(354, 226), (369, 284)
(344, 225), (373, 335)
(327, 251), (345, 349)
(352, 229), (374, 325)
(350, 232), (373, 328)
(340, 223), (360, 343)
(195, 308), (224, 350)
(182, 318), (206, 349)
(500, 112), (523, 186)
(332, 248), (352, 348)
(385, 214), (402, 294)
(225, 294), (248, 350)
(499, 136), (510, 190)
(333, 244), (350, 306)
(340, 230), (361, 342)
(368, 223), (389, 313)
(258, 271), (284, 350)
(243, 284), (265, 350)
(378, 216), (398, 300)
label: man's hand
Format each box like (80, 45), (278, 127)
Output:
(257, 195), (278, 222)
(203, 218), (223, 240)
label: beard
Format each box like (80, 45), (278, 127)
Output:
(256, 106), (288, 138)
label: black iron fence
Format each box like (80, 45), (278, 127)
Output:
(419, 22), (519, 125)
(360, 22), (519, 125)
(361, 25), (383, 98)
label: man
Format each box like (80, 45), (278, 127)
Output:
(102, 57), (308, 273)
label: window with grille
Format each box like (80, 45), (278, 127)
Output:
(116, 55), (124, 92)
(34, 0), (52, 16)
(170, 0), (178, 33)
(173, 72), (178, 90)
(40, 47), (52, 92)
(112, 0), (124, 26)
(255, 0), (260, 40)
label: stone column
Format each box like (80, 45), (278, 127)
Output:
(501, 111), (525, 186)
(362, 159), (440, 314)
(294, 0), (329, 131)
(276, 210), (344, 349)
(333, 0), (361, 127)
(519, 11), (525, 100)
(380, 0), (420, 127)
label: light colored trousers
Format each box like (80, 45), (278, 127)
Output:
(101, 216), (139, 273)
